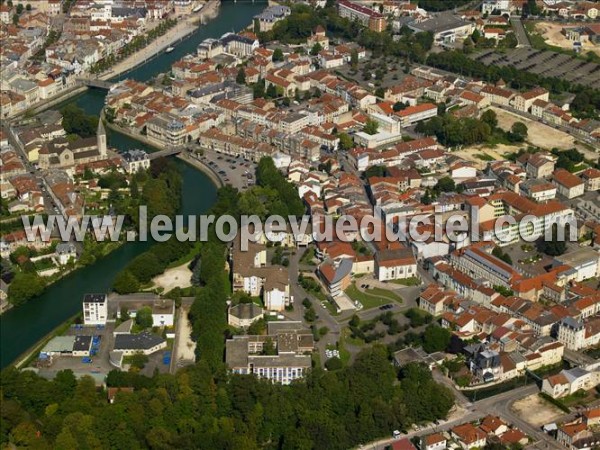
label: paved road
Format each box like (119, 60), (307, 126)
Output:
(287, 248), (342, 362)
(364, 383), (566, 450)
(510, 17), (531, 48)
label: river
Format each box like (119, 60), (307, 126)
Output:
(0, 0), (267, 369)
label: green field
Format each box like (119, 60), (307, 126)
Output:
(345, 283), (402, 309)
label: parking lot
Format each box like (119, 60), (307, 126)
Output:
(199, 148), (257, 191)
(471, 48), (600, 89)
(35, 323), (116, 380)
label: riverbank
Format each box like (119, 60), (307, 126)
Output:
(177, 152), (225, 188)
(96, 0), (221, 81)
(1, 1), (263, 370)
(104, 116), (225, 188)
(13, 312), (80, 369)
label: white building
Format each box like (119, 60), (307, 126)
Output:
(482, 0), (510, 15)
(55, 242), (77, 265)
(82, 293), (108, 325)
(542, 367), (600, 398)
(121, 149), (150, 174)
(375, 248), (418, 282)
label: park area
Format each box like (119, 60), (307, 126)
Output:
(345, 283), (403, 310)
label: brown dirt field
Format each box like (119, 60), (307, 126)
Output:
(511, 394), (565, 426)
(491, 107), (590, 152)
(534, 22), (597, 51)
(151, 263), (192, 291)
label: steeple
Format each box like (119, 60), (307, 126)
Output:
(97, 118), (107, 156)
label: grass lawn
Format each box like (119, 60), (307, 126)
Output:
(322, 299), (339, 316)
(390, 277), (421, 287)
(475, 153), (495, 161)
(327, 339), (350, 365)
(300, 247), (316, 265)
(342, 326), (365, 347)
(345, 283), (402, 309)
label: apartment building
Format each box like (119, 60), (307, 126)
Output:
(82, 293), (108, 325)
(553, 168), (585, 199)
(451, 246), (520, 288)
(226, 324), (313, 385)
(337, 0), (386, 32)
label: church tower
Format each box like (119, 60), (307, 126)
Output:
(97, 119), (107, 157)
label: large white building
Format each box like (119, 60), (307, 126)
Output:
(226, 324), (313, 385)
(82, 293), (108, 325)
(557, 317), (600, 351)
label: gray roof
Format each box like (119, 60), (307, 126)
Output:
(563, 367), (589, 383)
(41, 336), (76, 353)
(113, 332), (165, 351)
(229, 303), (264, 320)
(73, 335), (92, 352)
(409, 13), (471, 34)
(114, 319), (133, 334)
(83, 293), (106, 304)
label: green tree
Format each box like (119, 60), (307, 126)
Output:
(135, 306), (153, 329)
(112, 270), (140, 294)
(310, 42), (322, 55)
(350, 49), (358, 69)
(510, 121), (528, 141)
(422, 325), (451, 353)
(363, 118), (379, 135)
(434, 176), (456, 193)
(266, 83), (278, 98)
(325, 357), (343, 370)
(304, 307), (316, 322)
(272, 48), (284, 62)
(338, 133), (353, 150)
(481, 109), (498, 129)
(236, 67), (246, 85)
(7, 272), (45, 306)
(538, 224), (567, 256)
(129, 352), (149, 369)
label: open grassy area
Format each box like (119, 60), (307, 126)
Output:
(475, 153), (495, 161)
(345, 283), (402, 309)
(300, 247), (316, 266)
(342, 326), (365, 347)
(391, 277), (421, 287)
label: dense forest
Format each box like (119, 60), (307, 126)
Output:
(0, 352), (453, 449)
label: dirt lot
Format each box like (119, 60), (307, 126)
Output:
(512, 394), (565, 426)
(453, 143), (518, 168)
(491, 107), (585, 151)
(534, 22), (597, 51)
(173, 305), (196, 364)
(151, 263), (192, 291)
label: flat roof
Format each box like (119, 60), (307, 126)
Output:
(41, 336), (75, 353)
(113, 332), (165, 351)
(84, 293), (107, 303)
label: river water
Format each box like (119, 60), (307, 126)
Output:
(0, 1), (267, 369)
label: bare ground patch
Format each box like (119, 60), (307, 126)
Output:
(534, 22), (597, 51)
(151, 262), (192, 292)
(512, 394), (565, 427)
